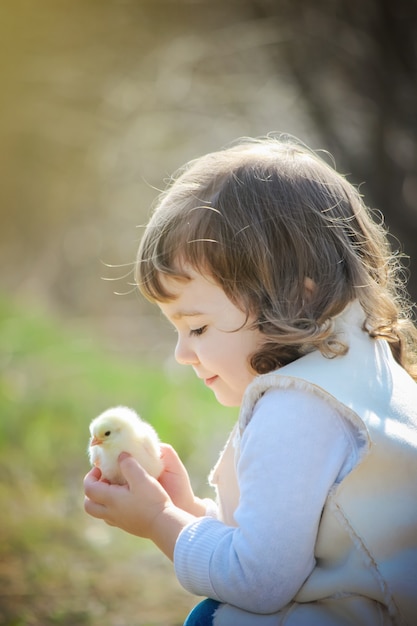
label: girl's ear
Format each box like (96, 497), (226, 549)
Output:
(304, 277), (316, 300)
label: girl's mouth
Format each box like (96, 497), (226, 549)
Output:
(204, 375), (218, 387)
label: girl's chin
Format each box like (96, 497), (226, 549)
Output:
(212, 388), (243, 408)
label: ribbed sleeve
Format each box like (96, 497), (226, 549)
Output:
(174, 517), (233, 598)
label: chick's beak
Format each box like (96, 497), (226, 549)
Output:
(90, 435), (103, 446)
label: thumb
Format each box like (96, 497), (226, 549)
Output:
(118, 452), (146, 485)
(118, 451), (132, 463)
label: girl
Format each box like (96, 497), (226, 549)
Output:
(84, 135), (417, 625)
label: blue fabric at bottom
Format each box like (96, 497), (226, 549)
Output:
(183, 599), (221, 626)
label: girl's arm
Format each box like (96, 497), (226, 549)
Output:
(173, 389), (358, 613)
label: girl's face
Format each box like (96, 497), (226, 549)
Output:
(157, 268), (263, 407)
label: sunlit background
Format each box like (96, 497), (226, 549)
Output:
(1, 1), (416, 624)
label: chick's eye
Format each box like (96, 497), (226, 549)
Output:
(104, 430), (111, 437)
(190, 325), (207, 337)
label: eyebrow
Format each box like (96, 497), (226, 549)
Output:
(171, 310), (205, 320)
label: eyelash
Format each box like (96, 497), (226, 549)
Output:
(189, 326), (207, 337)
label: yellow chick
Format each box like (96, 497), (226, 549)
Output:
(88, 406), (163, 484)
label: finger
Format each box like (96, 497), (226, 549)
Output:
(160, 443), (178, 462)
(84, 466), (102, 484)
(159, 444), (184, 472)
(84, 473), (111, 501)
(118, 453), (147, 487)
(159, 442), (175, 456)
(84, 495), (107, 519)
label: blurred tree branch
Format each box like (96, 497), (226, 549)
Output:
(249, 0), (417, 300)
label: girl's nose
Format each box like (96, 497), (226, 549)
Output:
(175, 335), (199, 366)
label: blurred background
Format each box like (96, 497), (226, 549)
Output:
(1, 1), (416, 624)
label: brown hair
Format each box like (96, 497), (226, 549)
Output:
(136, 135), (417, 379)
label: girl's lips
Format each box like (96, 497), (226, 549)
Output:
(204, 375), (218, 386)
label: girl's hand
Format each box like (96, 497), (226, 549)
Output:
(84, 454), (169, 537)
(84, 453), (196, 558)
(158, 444), (208, 517)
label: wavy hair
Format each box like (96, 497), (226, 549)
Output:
(136, 135), (417, 380)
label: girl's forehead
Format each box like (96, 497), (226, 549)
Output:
(157, 265), (217, 295)
(157, 270), (236, 319)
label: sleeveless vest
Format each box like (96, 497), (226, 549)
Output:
(210, 302), (417, 625)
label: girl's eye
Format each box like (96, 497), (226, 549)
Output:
(189, 326), (207, 337)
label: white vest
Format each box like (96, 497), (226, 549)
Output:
(210, 302), (417, 625)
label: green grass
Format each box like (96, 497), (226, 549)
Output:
(0, 294), (237, 625)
